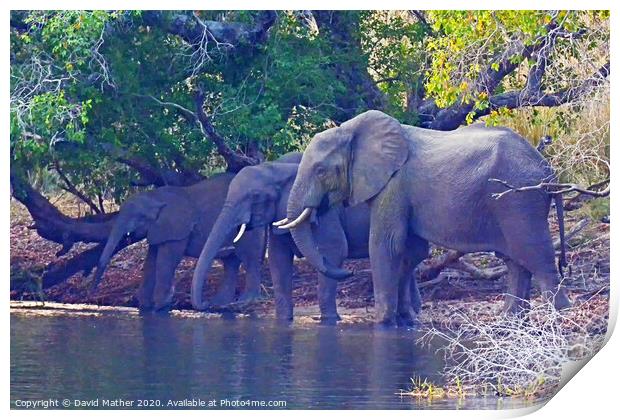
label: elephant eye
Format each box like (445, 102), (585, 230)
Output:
(316, 165), (327, 179)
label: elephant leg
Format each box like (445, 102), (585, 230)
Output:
(500, 212), (571, 310)
(317, 273), (341, 324)
(152, 239), (187, 312)
(315, 210), (348, 323)
(210, 256), (241, 306)
(397, 235), (428, 326)
(502, 259), (532, 314)
(368, 209), (408, 326)
(138, 245), (157, 312)
(269, 234), (295, 321)
(236, 227), (266, 303)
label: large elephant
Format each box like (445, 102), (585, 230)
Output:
(191, 153), (424, 324)
(282, 110), (571, 325)
(92, 173), (265, 312)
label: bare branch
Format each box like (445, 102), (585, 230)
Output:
(193, 90), (260, 172)
(53, 161), (102, 214)
(489, 177), (610, 200)
(142, 11), (277, 76)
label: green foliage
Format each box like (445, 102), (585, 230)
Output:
(423, 11), (607, 115)
(10, 10), (609, 208)
(581, 198), (610, 222)
(360, 11), (426, 124)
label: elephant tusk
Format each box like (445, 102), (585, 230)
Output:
(233, 223), (246, 243)
(272, 218), (290, 227)
(278, 208), (312, 230)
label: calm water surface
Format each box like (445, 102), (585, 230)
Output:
(11, 311), (534, 409)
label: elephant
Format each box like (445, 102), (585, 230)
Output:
(281, 110), (571, 325)
(92, 172), (266, 312)
(190, 153), (424, 324)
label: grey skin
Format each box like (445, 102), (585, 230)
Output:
(284, 110), (571, 326)
(191, 154), (424, 324)
(93, 173), (265, 312)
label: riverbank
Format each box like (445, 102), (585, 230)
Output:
(10, 197), (610, 329)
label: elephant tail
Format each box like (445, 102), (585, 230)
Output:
(554, 194), (567, 278)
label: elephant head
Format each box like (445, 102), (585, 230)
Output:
(191, 162), (300, 310)
(282, 110), (409, 278)
(92, 189), (195, 288)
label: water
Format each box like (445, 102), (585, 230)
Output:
(10, 310), (533, 410)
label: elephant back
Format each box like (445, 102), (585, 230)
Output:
(184, 172), (237, 254)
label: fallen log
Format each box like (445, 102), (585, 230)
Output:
(10, 171), (140, 287)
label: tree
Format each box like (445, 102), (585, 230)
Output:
(10, 10), (610, 286)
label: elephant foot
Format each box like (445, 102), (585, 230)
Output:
(151, 300), (173, 315)
(397, 309), (419, 328)
(275, 304), (294, 322)
(236, 290), (262, 304)
(138, 305), (154, 315)
(144, 308), (171, 317)
(318, 313), (341, 325)
(275, 314), (294, 323)
(502, 294), (531, 316)
(210, 290), (236, 307)
(375, 314), (398, 328)
(552, 289), (572, 310)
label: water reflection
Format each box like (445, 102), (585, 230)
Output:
(11, 313), (532, 409)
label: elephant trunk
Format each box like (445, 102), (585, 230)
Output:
(92, 219), (129, 288)
(287, 184), (352, 280)
(191, 206), (237, 310)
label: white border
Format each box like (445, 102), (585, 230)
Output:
(3, 2), (617, 419)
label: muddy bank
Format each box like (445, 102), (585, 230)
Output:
(10, 198), (610, 328)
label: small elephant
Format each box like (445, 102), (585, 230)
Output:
(284, 110), (571, 325)
(191, 153), (424, 324)
(93, 173), (266, 312)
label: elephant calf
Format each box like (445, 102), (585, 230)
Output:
(191, 154), (423, 324)
(93, 173), (265, 312)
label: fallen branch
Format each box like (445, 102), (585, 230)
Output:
(418, 275), (449, 289)
(451, 259), (507, 281)
(41, 234), (142, 288)
(553, 218), (590, 249)
(417, 250), (464, 281)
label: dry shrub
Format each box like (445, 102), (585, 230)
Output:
(418, 298), (607, 398)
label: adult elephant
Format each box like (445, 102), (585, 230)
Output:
(92, 173), (265, 312)
(281, 110), (571, 325)
(191, 153), (424, 324)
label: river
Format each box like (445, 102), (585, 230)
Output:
(10, 305), (538, 410)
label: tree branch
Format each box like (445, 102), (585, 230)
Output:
(194, 90), (260, 172)
(53, 161), (102, 214)
(142, 11), (276, 76)
(313, 11), (388, 119)
(11, 171), (117, 248)
(419, 18), (605, 130)
(489, 177), (610, 200)
(564, 179), (611, 211)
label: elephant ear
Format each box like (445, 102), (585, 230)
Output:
(147, 191), (197, 245)
(343, 110), (409, 206)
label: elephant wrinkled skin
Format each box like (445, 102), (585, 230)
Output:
(285, 110), (571, 325)
(93, 173), (265, 312)
(191, 153), (424, 324)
